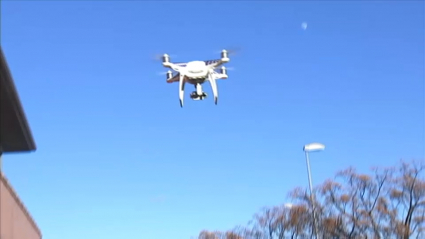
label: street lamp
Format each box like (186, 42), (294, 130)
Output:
(303, 143), (325, 239)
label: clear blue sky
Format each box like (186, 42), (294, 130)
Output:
(2, 1), (424, 238)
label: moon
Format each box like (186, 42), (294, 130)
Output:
(301, 22), (308, 30)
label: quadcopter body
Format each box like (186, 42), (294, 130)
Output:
(160, 50), (231, 107)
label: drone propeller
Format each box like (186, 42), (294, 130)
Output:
(214, 47), (241, 56)
(151, 53), (177, 62)
(157, 70), (173, 76)
(158, 67), (234, 75)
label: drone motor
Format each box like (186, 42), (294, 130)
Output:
(221, 66), (228, 79)
(166, 70), (172, 80)
(162, 54), (170, 64)
(221, 66), (227, 75)
(221, 50), (229, 63)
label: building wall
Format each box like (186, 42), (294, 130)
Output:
(0, 172), (41, 239)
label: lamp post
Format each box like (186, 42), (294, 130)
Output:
(303, 143), (325, 239)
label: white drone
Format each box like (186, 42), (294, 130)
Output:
(160, 49), (233, 107)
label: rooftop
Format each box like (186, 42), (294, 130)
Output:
(0, 47), (36, 153)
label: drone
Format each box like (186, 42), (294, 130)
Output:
(159, 49), (233, 107)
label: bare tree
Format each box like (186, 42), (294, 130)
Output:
(386, 160), (425, 238)
(198, 230), (222, 239)
(197, 159), (425, 239)
(317, 166), (392, 238)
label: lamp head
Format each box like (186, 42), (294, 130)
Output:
(303, 143), (325, 152)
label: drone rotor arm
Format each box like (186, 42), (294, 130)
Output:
(163, 62), (181, 72)
(205, 59), (226, 69)
(166, 73), (181, 83)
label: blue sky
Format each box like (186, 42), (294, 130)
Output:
(1, 1), (424, 238)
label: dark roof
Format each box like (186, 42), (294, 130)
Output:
(0, 47), (36, 153)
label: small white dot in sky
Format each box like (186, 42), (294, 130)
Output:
(301, 22), (308, 30)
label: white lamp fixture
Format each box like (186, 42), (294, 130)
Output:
(303, 143), (325, 152)
(302, 142), (325, 239)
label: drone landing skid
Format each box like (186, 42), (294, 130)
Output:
(179, 74), (185, 108)
(208, 74), (219, 105)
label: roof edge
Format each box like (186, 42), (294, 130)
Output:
(0, 47), (36, 152)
